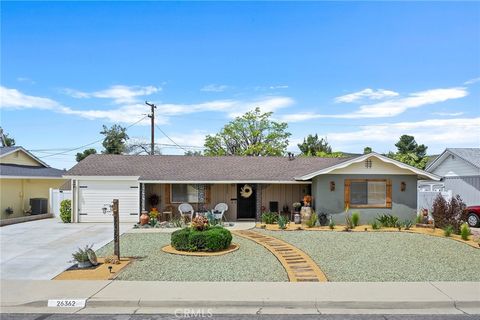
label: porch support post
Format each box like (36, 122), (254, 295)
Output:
(140, 183), (146, 212)
(255, 183), (262, 221)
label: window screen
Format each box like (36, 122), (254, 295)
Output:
(349, 180), (387, 206)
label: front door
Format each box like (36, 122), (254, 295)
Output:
(237, 184), (256, 219)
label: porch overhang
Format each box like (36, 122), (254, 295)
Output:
(138, 180), (312, 184)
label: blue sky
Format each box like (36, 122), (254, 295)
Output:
(1, 1), (479, 169)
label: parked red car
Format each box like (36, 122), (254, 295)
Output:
(466, 206), (480, 227)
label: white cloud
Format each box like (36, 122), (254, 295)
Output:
(269, 85), (289, 90)
(326, 118), (480, 151)
(16, 77), (36, 84)
(431, 111), (464, 116)
(200, 84), (229, 92)
(278, 86), (468, 122)
(335, 88), (399, 103)
(464, 77), (480, 85)
(0, 86), (60, 110)
(1, 86), (294, 125)
(62, 85), (161, 104)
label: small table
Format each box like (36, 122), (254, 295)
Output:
(161, 211), (172, 222)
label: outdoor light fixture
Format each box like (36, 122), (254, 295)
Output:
(401, 181), (406, 192)
(330, 181), (335, 191)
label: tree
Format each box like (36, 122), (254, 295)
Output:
(297, 134), (332, 156)
(76, 148), (97, 162)
(100, 124), (129, 154)
(315, 151), (344, 158)
(363, 147), (372, 154)
(125, 138), (161, 155)
(204, 107), (291, 156)
(0, 128), (15, 146)
(184, 150), (203, 156)
(388, 135), (428, 169)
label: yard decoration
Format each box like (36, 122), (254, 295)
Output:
(140, 212), (149, 225)
(240, 184), (253, 198)
(71, 245), (94, 269)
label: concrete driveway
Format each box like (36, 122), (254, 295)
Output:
(0, 218), (131, 280)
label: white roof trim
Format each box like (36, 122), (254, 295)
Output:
(0, 176), (66, 180)
(295, 152), (441, 181)
(0, 147), (50, 168)
(63, 175), (140, 181)
(139, 180), (312, 184)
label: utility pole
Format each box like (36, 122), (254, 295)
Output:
(145, 101), (157, 155)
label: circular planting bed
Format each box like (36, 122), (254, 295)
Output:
(168, 216), (234, 255)
(162, 243), (239, 256)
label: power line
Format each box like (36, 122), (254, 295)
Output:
(36, 116), (148, 159)
(154, 123), (188, 152)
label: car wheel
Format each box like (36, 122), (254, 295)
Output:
(467, 213), (480, 227)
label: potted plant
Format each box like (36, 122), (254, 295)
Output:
(149, 194), (160, 210)
(292, 202), (301, 213)
(303, 195), (312, 207)
(71, 245), (93, 269)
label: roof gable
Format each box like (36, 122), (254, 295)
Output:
(295, 153), (440, 181)
(426, 148), (480, 172)
(0, 146), (49, 167)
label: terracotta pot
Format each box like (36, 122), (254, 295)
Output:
(140, 212), (150, 225)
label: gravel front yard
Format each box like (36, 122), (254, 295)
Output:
(96, 233), (287, 281)
(260, 230), (480, 282)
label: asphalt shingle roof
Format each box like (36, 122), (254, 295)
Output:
(447, 148), (480, 168)
(0, 164), (66, 178)
(65, 154), (354, 182)
(0, 146), (21, 156)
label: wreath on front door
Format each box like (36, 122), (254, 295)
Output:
(240, 184), (253, 198)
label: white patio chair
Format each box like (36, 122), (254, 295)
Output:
(178, 203), (195, 222)
(213, 203), (228, 221)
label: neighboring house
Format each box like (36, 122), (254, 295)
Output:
(64, 152), (438, 223)
(0, 146), (67, 220)
(425, 148), (480, 206)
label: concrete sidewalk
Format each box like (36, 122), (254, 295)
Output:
(1, 280), (479, 315)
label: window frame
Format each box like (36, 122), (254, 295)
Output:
(344, 179), (392, 209)
(170, 184), (200, 204)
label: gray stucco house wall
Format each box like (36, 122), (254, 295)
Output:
(312, 174), (418, 224)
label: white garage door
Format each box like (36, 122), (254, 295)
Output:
(78, 180), (139, 222)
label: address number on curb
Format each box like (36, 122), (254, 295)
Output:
(48, 299), (86, 308)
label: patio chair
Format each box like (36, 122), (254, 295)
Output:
(213, 203), (228, 221)
(178, 203), (195, 222)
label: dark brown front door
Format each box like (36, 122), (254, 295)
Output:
(237, 184), (256, 219)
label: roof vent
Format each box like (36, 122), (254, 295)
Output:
(287, 152), (295, 160)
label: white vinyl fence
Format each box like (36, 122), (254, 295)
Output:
(49, 189), (72, 219)
(417, 181), (452, 213)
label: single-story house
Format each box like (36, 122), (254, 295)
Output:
(0, 146), (68, 220)
(64, 152), (439, 224)
(425, 148), (480, 206)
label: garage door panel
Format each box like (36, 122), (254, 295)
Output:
(78, 180), (139, 223)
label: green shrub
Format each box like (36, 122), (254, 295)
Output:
(402, 219), (413, 230)
(415, 214), (423, 224)
(171, 226), (232, 252)
(60, 199), (72, 223)
(376, 214), (399, 228)
(328, 220), (335, 230)
(460, 223), (470, 241)
(351, 211), (360, 227)
(278, 215), (288, 229)
(305, 212), (318, 228)
(261, 212), (279, 224)
(344, 212), (354, 231)
(371, 221), (380, 230)
(443, 225), (454, 237)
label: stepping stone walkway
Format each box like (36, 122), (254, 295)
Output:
(233, 230), (327, 282)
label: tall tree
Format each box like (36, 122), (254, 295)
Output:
(0, 128), (15, 147)
(363, 146), (372, 154)
(76, 148), (97, 162)
(204, 107), (291, 156)
(125, 138), (161, 155)
(297, 134), (332, 156)
(100, 124), (129, 154)
(389, 135), (428, 169)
